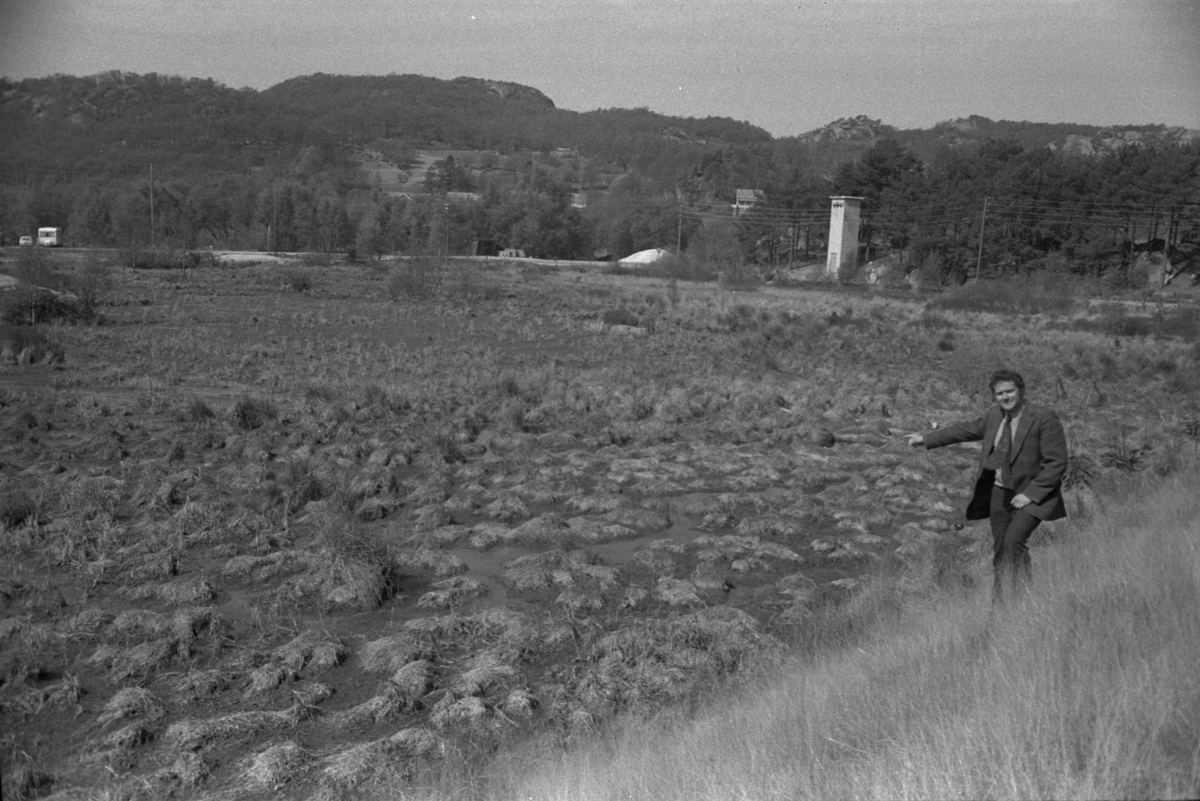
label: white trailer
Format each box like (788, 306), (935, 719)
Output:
(37, 227), (63, 247)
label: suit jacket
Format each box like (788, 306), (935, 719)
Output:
(923, 402), (1068, 522)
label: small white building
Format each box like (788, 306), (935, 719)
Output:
(732, 189), (764, 217)
(826, 196), (863, 277)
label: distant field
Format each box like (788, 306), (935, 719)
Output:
(357, 148), (504, 194)
(1, 255), (1197, 800)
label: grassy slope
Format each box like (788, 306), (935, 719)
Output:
(498, 470), (1200, 800)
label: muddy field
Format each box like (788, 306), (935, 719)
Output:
(2, 257), (1196, 800)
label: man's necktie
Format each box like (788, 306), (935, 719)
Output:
(998, 414), (1012, 488)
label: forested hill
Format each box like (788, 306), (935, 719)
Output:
(791, 114), (1200, 172)
(12, 71), (1195, 183)
(0, 71), (772, 181)
(2, 70), (1197, 270)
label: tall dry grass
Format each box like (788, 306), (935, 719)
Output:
(460, 470), (1200, 801)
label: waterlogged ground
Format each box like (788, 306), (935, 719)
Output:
(1, 259), (1191, 799)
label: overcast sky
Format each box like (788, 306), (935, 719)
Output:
(1, 0), (1197, 137)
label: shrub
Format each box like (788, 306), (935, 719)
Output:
(2, 248), (103, 324)
(285, 269), (315, 292)
(928, 275), (1077, 316)
(1, 289), (90, 326)
(387, 256), (443, 300)
(648, 253), (720, 283)
(124, 247), (202, 270)
(70, 261), (115, 317)
(916, 312), (955, 331)
(300, 252), (333, 268)
(601, 308), (641, 328)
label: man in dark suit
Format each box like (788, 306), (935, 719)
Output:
(908, 369), (1068, 601)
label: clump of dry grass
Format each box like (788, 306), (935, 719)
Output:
(153, 750), (210, 791)
(314, 521), (401, 610)
(570, 606), (783, 721)
(396, 545), (469, 578)
(97, 686), (163, 728)
(93, 722), (152, 754)
(390, 658), (437, 698)
(231, 395), (278, 430)
(314, 727), (447, 799)
(222, 549), (315, 581)
(429, 694), (503, 732)
(174, 668), (230, 699)
(104, 609), (169, 643)
(243, 662), (299, 697)
(272, 629), (347, 672)
(241, 740), (314, 790)
(328, 687), (415, 728)
(10, 675), (83, 719)
(0, 481), (43, 529)
(1, 762), (55, 801)
(126, 577), (217, 606)
(184, 396), (215, 423)
(263, 456), (327, 518)
(88, 639), (175, 683)
(88, 607), (220, 682)
(417, 576), (489, 610)
(452, 651), (520, 697)
(360, 632), (439, 674)
(166, 687), (331, 751)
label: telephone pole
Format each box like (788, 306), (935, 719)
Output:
(974, 196), (989, 281)
(149, 163), (155, 247)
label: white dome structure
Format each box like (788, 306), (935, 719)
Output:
(618, 247), (671, 266)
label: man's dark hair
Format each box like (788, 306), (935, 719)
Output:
(989, 369), (1025, 393)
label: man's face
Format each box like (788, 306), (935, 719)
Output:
(993, 381), (1023, 413)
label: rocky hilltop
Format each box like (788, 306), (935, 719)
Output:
(797, 115), (894, 144)
(794, 113), (1200, 166)
(450, 76), (556, 108)
(1059, 126), (1200, 156)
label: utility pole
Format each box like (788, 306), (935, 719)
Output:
(149, 163), (155, 247)
(974, 196), (989, 281)
(677, 204), (683, 252)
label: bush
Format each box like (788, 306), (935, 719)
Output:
(124, 247), (202, 270)
(1, 288), (91, 325)
(387, 256), (442, 300)
(69, 261), (115, 317)
(284, 269), (315, 292)
(928, 275), (1078, 316)
(2, 248), (102, 325)
(300, 252), (333, 268)
(648, 253), (720, 283)
(0, 325), (64, 364)
(601, 308), (641, 328)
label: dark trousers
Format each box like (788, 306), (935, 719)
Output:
(989, 486), (1041, 602)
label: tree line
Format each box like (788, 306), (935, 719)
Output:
(1, 72), (1197, 278)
